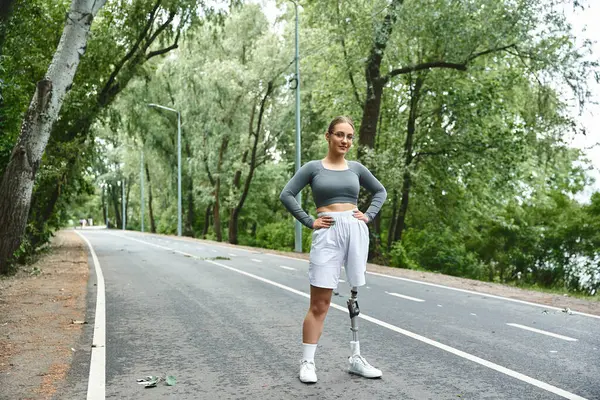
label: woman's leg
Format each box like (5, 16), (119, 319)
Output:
(299, 285), (334, 383)
(303, 285), (334, 344)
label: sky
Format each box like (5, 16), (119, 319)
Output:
(254, 0), (600, 202)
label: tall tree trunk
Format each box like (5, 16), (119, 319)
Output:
(213, 137), (229, 242)
(229, 99), (256, 243)
(202, 203), (211, 239)
(394, 76), (425, 243)
(184, 141), (194, 237)
(228, 81), (273, 244)
(125, 175), (132, 228)
(387, 190), (399, 251)
(357, 0), (403, 160)
(185, 179), (195, 237)
(0, 0), (106, 272)
(111, 185), (122, 229)
(101, 186), (107, 226)
(145, 162), (156, 233)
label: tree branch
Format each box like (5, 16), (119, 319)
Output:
(100, 0), (161, 102)
(387, 62), (467, 80)
(384, 44), (518, 82)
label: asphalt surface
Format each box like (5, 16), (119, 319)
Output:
(64, 229), (600, 400)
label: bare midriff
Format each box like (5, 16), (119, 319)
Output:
(317, 203), (357, 213)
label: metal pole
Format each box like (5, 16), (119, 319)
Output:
(140, 149), (145, 233)
(177, 111), (182, 237)
(294, 1), (302, 253)
(122, 180), (126, 230)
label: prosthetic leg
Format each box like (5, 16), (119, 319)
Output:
(346, 287), (382, 378)
(347, 287), (361, 355)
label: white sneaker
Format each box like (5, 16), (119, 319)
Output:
(348, 354), (382, 378)
(299, 360), (317, 383)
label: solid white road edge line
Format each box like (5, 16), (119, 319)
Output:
(385, 291), (425, 302)
(118, 234), (586, 400)
(74, 231), (106, 400)
(506, 323), (578, 342)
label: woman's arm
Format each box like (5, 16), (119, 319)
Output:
(279, 162), (316, 229)
(355, 162), (387, 223)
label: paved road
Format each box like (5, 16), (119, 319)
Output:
(64, 229), (600, 399)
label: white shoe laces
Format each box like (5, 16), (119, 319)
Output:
(301, 360), (316, 371)
(353, 355), (375, 370)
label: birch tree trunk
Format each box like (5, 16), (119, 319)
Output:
(0, 0), (106, 273)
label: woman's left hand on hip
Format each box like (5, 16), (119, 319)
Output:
(353, 210), (369, 223)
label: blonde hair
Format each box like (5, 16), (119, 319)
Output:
(327, 116), (355, 134)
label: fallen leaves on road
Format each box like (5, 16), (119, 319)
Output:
(137, 374), (177, 388)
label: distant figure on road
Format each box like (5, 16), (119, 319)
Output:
(280, 116), (387, 383)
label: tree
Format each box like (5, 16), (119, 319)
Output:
(0, 0), (107, 273)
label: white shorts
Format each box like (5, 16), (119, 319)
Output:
(308, 209), (370, 289)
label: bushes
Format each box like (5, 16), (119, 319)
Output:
(388, 227), (486, 279)
(254, 219), (312, 252)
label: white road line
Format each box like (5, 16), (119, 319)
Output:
(385, 291), (425, 302)
(279, 265), (296, 271)
(228, 253), (237, 257)
(339, 279), (346, 283)
(119, 234), (587, 400)
(211, 249), (218, 253)
(74, 231), (106, 400)
(251, 259), (262, 263)
(366, 271), (600, 320)
(506, 323), (578, 342)
(202, 259), (587, 400)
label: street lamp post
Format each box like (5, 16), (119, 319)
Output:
(148, 103), (182, 237)
(140, 149), (144, 233)
(292, 0), (302, 253)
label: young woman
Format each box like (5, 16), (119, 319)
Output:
(279, 116), (387, 383)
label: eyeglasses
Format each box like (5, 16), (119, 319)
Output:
(331, 131), (354, 141)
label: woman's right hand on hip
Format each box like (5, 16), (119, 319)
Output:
(313, 216), (334, 230)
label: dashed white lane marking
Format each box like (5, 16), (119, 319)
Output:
(228, 253), (237, 257)
(366, 271), (600, 320)
(74, 232), (105, 400)
(550, 351), (558, 353)
(251, 259), (262, 263)
(339, 279), (345, 283)
(385, 291), (425, 302)
(506, 323), (578, 342)
(437, 304), (443, 307)
(279, 265), (296, 271)
(471, 313), (477, 316)
(211, 249), (218, 253)
(116, 233), (587, 400)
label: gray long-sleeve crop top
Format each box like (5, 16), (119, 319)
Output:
(279, 160), (387, 229)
